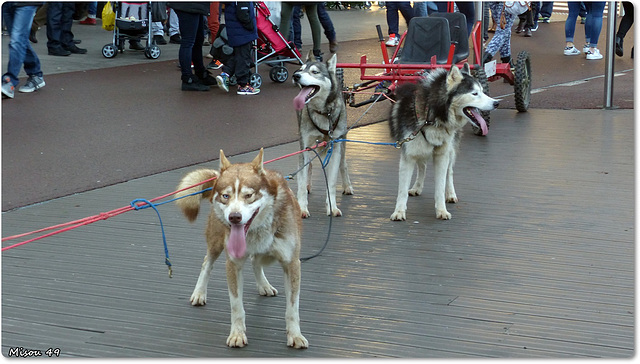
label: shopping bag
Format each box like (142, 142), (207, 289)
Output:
(102, 1), (115, 31)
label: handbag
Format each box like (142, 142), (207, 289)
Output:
(102, 1), (115, 31)
(504, 1), (531, 16)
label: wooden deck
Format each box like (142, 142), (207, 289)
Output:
(2, 109), (634, 358)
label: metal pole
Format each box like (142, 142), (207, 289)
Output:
(603, 1), (617, 109)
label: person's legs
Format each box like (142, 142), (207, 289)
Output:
(192, 14), (207, 76)
(46, 2), (63, 50)
(617, 1), (634, 38)
(292, 6), (302, 49)
(317, 3), (336, 42)
(303, 4), (322, 54)
(386, 1), (400, 35)
(234, 42), (253, 86)
(564, 1), (581, 44)
(455, 1), (475, 36)
(4, 4), (39, 86)
(585, 2), (605, 49)
(279, 2), (294, 40)
(175, 10), (199, 79)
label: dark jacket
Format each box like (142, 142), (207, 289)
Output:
(167, 2), (210, 15)
(224, 2), (258, 47)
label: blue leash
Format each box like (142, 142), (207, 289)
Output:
(130, 198), (173, 278)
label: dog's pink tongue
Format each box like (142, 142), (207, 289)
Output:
(293, 87), (314, 111)
(471, 109), (489, 135)
(227, 224), (247, 259)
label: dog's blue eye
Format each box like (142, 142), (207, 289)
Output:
(222, 194), (230, 199)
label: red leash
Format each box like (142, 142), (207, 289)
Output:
(2, 142), (327, 252)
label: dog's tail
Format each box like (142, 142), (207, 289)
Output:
(175, 169), (219, 222)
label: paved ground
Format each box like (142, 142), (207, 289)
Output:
(1, 3), (636, 359)
(1, 3), (634, 211)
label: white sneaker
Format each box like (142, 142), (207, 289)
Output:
(582, 44), (590, 53)
(564, 46), (581, 56)
(586, 48), (603, 60)
(385, 34), (399, 47)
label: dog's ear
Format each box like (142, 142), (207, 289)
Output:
(306, 49), (315, 63)
(219, 149), (232, 171)
(446, 66), (464, 88)
(251, 148), (265, 175)
(327, 53), (337, 73)
(461, 63), (471, 75)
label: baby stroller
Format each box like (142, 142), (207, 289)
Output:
(101, 1), (161, 59)
(251, 1), (304, 88)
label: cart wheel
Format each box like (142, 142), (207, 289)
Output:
(145, 45), (161, 59)
(472, 67), (491, 136)
(514, 50), (532, 112)
(269, 66), (288, 83)
(102, 44), (117, 58)
(249, 73), (262, 89)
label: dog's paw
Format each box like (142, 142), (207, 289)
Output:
(446, 193), (458, 203)
(227, 329), (248, 348)
(327, 207), (342, 217)
(257, 283), (278, 297)
(408, 188), (422, 196)
(190, 290), (207, 306)
(390, 210), (406, 221)
(287, 333), (309, 349)
(301, 209), (310, 219)
(342, 186), (354, 195)
(436, 209), (451, 220)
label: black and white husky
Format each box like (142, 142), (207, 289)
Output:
(389, 63), (499, 221)
(292, 52), (353, 218)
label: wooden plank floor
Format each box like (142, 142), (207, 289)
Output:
(2, 109), (634, 358)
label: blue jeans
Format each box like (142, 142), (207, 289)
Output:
(565, 2), (588, 43)
(87, 1), (97, 16)
(386, 1), (413, 35)
(584, 2), (606, 47)
(46, 2), (75, 50)
(2, 3), (42, 86)
(175, 9), (206, 80)
(434, 1), (475, 36)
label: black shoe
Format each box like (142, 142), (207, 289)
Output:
(64, 44), (87, 54)
(501, 56), (514, 67)
(170, 34), (181, 44)
(129, 40), (145, 50)
(200, 72), (217, 86)
(523, 27), (532, 37)
(515, 19), (525, 34)
(153, 34), (167, 45)
(615, 36), (624, 57)
(48, 47), (71, 56)
(73, 39), (81, 44)
(182, 76), (210, 91)
(482, 52), (493, 64)
(29, 27), (37, 43)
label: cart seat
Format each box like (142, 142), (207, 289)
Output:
(397, 17), (451, 65)
(429, 12), (469, 64)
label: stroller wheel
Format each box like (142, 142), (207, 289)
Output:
(269, 66), (289, 83)
(102, 44), (117, 58)
(144, 45), (161, 59)
(249, 73), (263, 89)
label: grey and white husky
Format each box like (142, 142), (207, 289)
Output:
(292, 51), (353, 218)
(389, 63), (499, 221)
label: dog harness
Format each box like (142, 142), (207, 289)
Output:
(306, 107), (345, 139)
